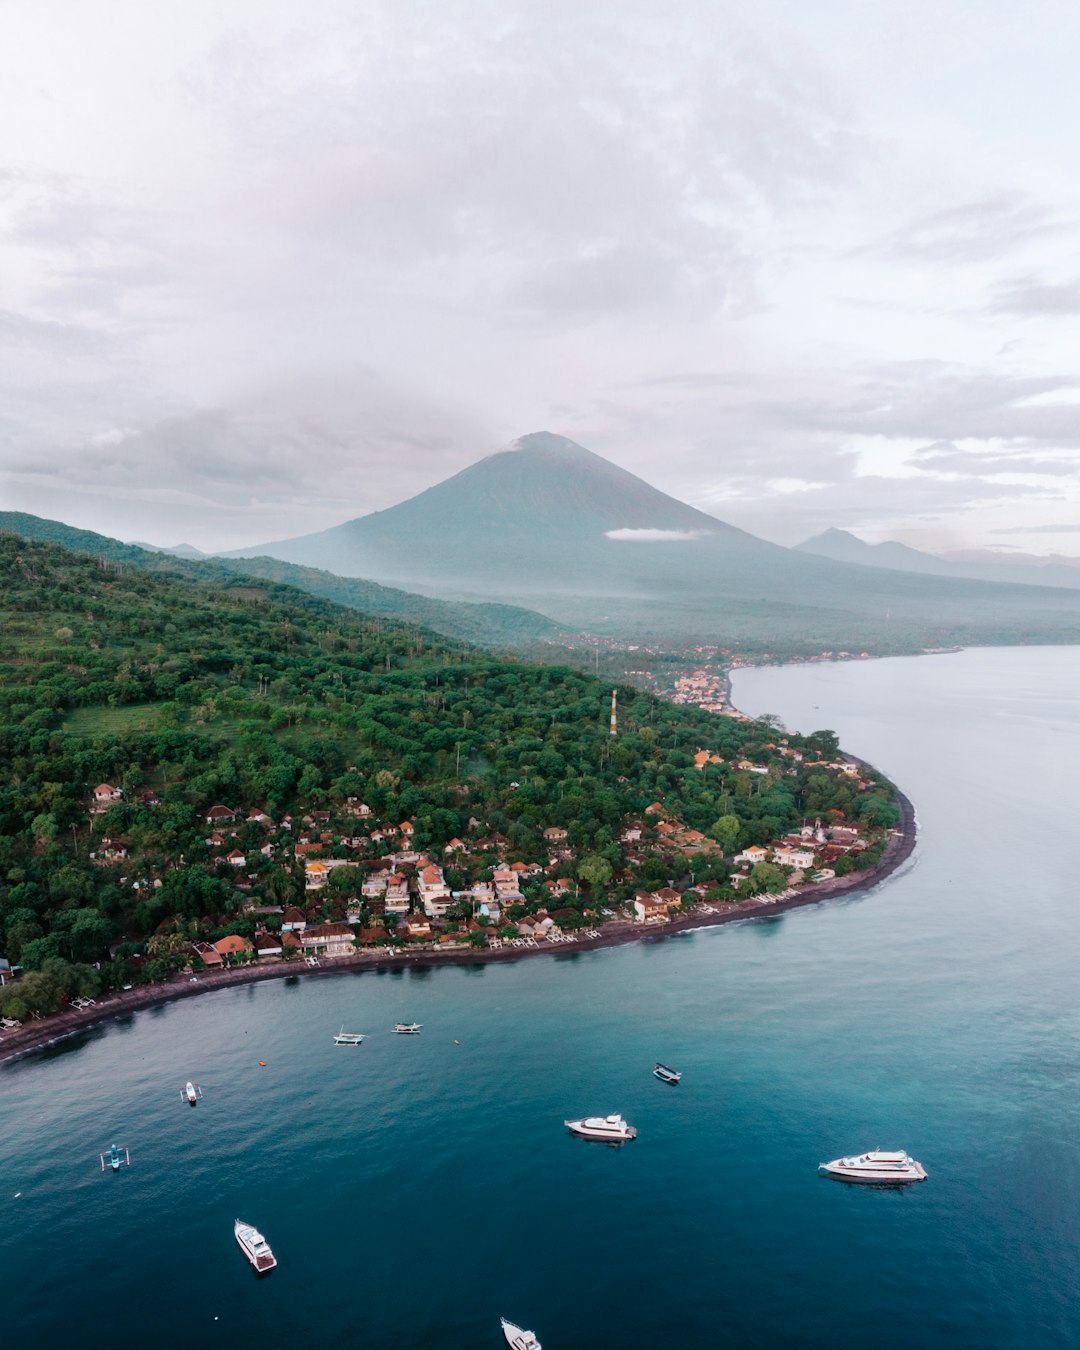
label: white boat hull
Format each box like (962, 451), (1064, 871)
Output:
(819, 1151), (927, 1185)
(501, 1317), (541, 1349)
(565, 1115), (637, 1142)
(235, 1218), (277, 1273)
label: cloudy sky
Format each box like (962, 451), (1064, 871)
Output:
(2, 0), (1079, 553)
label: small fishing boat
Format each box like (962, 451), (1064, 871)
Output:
(392, 1022), (422, 1034)
(653, 1062), (681, 1084)
(333, 1026), (366, 1045)
(501, 1317), (541, 1349)
(564, 1113), (637, 1143)
(181, 1080), (203, 1104)
(819, 1149), (927, 1185)
(100, 1144), (131, 1172)
(234, 1218), (277, 1273)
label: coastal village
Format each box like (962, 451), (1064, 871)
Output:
(0, 536), (903, 1035)
(34, 749), (884, 980)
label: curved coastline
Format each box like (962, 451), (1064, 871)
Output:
(0, 782), (917, 1066)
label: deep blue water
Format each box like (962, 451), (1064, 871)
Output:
(2, 645), (1079, 1349)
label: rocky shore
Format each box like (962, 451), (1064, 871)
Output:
(0, 784), (917, 1066)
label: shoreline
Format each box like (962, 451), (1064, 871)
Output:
(0, 784), (917, 1067)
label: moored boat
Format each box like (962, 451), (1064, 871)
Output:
(654, 1062), (681, 1084)
(333, 1025), (366, 1045)
(819, 1149), (927, 1184)
(501, 1316), (541, 1349)
(393, 1022), (422, 1034)
(564, 1112), (637, 1142)
(99, 1143), (130, 1172)
(234, 1218), (277, 1273)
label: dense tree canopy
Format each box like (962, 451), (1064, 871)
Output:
(0, 534), (899, 1012)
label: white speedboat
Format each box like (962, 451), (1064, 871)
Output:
(393, 1022), (422, 1034)
(333, 1026), (366, 1045)
(501, 1317), (541, 1349)
(819, 1149), (927, 1184)
(564, 1112), (637, 1142)
(234, 1218), (277, 1273)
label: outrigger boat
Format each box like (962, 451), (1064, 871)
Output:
(333, 1025), (366, 1045)
(819, 1149), (927, 1185)
(392, 1022), (422, 1034)
(234, 1218), (277, 1273)
(564, 1113), (637, 1143)
(501, 1317), (541, 1349)
(100, 1144), (131, 1172)
(181, 1080), (203, 1104)
(653, 1062), (681, 1084)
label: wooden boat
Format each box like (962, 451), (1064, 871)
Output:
(100, 1144), (130, 1172)
(501, 1317), (541, 1349)
(653, 1062), (681, 1084)
(235, 1218), (277, 1273)
(333, 1025), (366, 1045)
(392, 1022), (422, 1034)
(181, 1080), (203, 1104)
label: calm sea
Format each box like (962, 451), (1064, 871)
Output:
(3, 646), (1079, 1349)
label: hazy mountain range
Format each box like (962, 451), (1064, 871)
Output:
(9, 432), (1080, 655)
(797, 528), (1080, 591)
(225, 431), (1080, 652)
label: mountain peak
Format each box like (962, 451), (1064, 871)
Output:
(508, 430), (588, 458)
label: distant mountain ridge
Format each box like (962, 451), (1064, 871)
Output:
(797, 528), (1080, 591)
(0, 512), (562, 647)
(130, 540), (207, 559)
(227, 431), (1080, 652)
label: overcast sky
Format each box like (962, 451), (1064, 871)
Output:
(2, 0), (1079, 553)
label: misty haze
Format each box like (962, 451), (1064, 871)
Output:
(3, 6), (1080, 1350)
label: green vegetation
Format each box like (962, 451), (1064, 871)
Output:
(0, 533), (898, 1018)
(0, 511), (564, 649)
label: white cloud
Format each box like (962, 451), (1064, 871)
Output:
(605, 528), (713, 542)
(1, 1), (1080, 551)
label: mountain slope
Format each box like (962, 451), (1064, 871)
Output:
(231, 432), (1080, 652)
(0, 512), (562, 647)
(798, 528), (1080, 590)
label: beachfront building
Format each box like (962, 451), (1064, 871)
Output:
(733, 845), (769, 866)
(417, 863), (452, 917)
(772, 845), (816, 869)
(300, 922), (354, 957)
(253, 931), (283, 959)
(633, 892), (679, 924)
(385, 873), (410, 916)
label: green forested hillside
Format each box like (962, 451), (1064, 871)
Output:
(0, 535), (897, 1016)
(0, 512), (564, 648)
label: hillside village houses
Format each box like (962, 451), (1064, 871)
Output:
(75, 740), (887, 980)
(92, 783), (123, 811)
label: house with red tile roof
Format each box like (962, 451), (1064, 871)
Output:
(92, 783), (123, 808)
(213, 934), (252, 959)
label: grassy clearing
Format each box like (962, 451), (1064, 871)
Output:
(64, 704), (163, 737)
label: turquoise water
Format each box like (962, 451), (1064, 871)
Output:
(3, 646), (1079, 1348)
